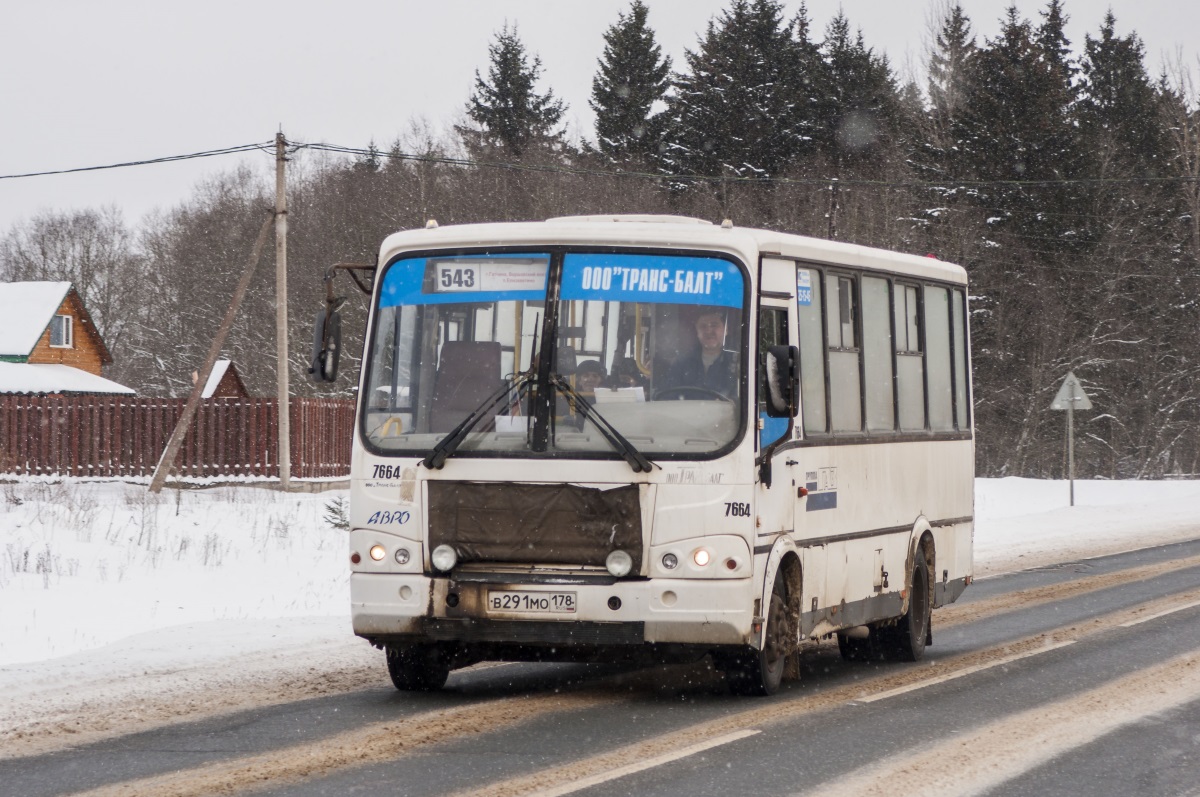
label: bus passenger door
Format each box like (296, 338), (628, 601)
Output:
(755, 300), (796, 542)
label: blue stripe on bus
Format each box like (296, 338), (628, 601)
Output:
(379, 254), (550, 307)
(561, 253), (743, 308)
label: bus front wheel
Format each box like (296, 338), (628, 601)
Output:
(385, 643), (450, 691)
(723, 571), (789, 696)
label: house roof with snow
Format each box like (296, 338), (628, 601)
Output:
(202, 360), (231, 398)
(198, 359), (249, 399)
(0, 281), (112, 363)
(0, 363), (136, 395)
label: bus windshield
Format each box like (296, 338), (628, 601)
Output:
(362, 249), (747, 459)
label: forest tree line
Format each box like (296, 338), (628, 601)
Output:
(3, 0), (1199, 479)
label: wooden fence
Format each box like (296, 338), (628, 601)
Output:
(0, 396), (355, 480)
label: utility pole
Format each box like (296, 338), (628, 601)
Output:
(149, 215), (275, 493)
(275, 131), (291, 490)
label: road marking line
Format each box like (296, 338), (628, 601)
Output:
(798, 650), (1200, 797)
(855, 640), (1077, 704)
(1120, 598), (1200, 627)
(527, 729), (760, 797)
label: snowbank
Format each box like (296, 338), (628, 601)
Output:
(973, 477), (1200, 576)
(0, 482), (348, 666)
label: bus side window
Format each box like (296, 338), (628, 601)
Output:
(952, 289), (971, 430)
(895, 283), (925, 431)
(796, 267), (827, 435)
(861, 277), (895, 432)
(924, 285), (954, 432)
(758, 306), (791, 446)
(826, 273), (862, 433)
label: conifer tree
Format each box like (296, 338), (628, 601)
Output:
(1036, 0), (1075, 84)
(353, 140), (381, 173)
(788, 3), (832, 155)
(1031, 0), (1087, 241)
(926, 3), (977, 166)
(1079, 12), (1168, 174)
(590, 1), (672, 163)
(819, 11), (901, 165)
(664, 0), (810, 179)
(1076, 12), (1181, 438)
(465, 24), (566, 157)
(956, 4), (1082, 242)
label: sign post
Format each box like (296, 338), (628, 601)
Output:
(1050, 371), (1094, 506)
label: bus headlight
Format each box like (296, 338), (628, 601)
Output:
(693, 548), (711, 567)
(606, 550), (633, 577)
(661, 552), (679, 570)
(431, 544), (458, 572)
(369, 544), (386, 561)
(394, 548), (411, 565)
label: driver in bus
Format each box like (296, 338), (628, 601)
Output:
(663, 309), (738, 399)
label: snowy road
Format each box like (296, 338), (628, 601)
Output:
(3, 537), (1200, 796)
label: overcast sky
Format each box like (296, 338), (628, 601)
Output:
(2, 0), (1197, 237)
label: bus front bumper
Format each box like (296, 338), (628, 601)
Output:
(350, 572), (755, 647)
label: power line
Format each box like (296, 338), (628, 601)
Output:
(0, 142), (273, 180)
(3, 137), (1198, 191)
(295, 140), (1200, 189)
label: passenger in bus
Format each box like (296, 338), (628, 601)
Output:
(663, 309), (738, 398)
(575, 360), (606, 399)
(609, 357), (648, 390)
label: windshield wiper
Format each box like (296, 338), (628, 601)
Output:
(423, 373), (533, 470)
(551, 375), (656, 473)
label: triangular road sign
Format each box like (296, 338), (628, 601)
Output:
(1051, 371), (1093, 411)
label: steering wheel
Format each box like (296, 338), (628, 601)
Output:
(653, 386), (733, 402)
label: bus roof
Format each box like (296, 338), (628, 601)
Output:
(378, 215), (967, 285)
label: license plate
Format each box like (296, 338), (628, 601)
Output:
(488, 590), (576, 614)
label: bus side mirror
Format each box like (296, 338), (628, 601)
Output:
(765, 345), (798, 418)
(309, 308), (342, 383)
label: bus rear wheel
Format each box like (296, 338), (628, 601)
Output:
(385, 643), (450, 691)
(878, 555), (931, 662)
(723, 571), (789, 696)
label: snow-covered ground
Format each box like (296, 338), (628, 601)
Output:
(2, 477), (1198, 669)
(0, 481), (348, 665)
(0, 476), (1197, 756)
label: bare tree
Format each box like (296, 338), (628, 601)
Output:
(0, 206), (143, 358)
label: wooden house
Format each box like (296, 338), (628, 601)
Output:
(0, 281), (134, 395)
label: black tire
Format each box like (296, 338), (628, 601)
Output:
(385, 644), (450, 691)
(724, 571), (790, 696)
(879, 554), (931, 662)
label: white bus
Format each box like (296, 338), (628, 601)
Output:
(312, 215), (974, 696)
